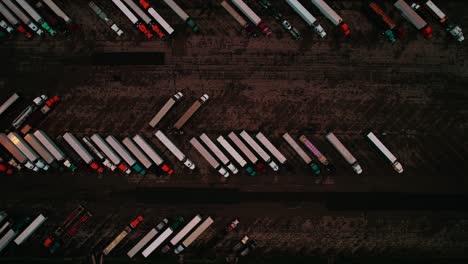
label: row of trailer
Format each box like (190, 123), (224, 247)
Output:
(0, 212), (47, 253)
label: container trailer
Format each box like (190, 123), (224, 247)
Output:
(240, 131), (279, 171)
(231, 0), (271, 36)
(127, 218), (168, 258)
(122, 137), (153, 171)
(190, 137), (230, 178)
(217, 135), (256, 176)
(220, 1), (256, 36)
(91, 134), (130, 174)
(8, 132), (49, 170)
(141, 227), (173, 258)
(149, 92), (183, 128)
(138, 0), (174, 35)
(366, 132), (403, 173)
(122, 0), (164, 38)
(255, 132), (287, 165)
(62, 132), (104, 173)
(286, 0), (326, 38)
(394, 0), (432, 39)
(155, 130), (195, 170)
(169, 215), (202, 247)
(83, 137), (116, 171)
(2, 0), (43, 35)
(174, 217), (213, 254)
(0, 2), (32, 38)
(106, 135), (147, 175)
(173, 94), (209, 133)
(111, 0), (153, 39)
(162, 0), (199, 32)
(24, 134), (57, 167)
(14, 214), (47, 245)
(0, 217), (30, 253)
(283, 133), (320, 176)
(200, 133), (238, 174)
(325, 132), (362, 174)
(0, 133), (37, 171)
(133, 134), (174, 175)
(41, 0), (76, 31)
(14, 0), (56, 35)
(310, 0), (349, 36)
(0, 93), (19, 117)
(103, 216), (143, 255)
(88, 1), (123, 36)
(299, 135), (335, 172)
(33, 130), (77, 171)
(228, 132), (259, 165)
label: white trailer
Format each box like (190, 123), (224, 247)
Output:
(228, 132), (258, 164)
(174, 217), (213, 254)
(14, 214), (47, 245)
(0, 221), (10, 235)
(83, 137), (116, 171)
(149, 92), (183, 128)
(91, 134), (130, 174)
(122, 0), (165, 38)
(88, 1), (124, 36)
(0, 93), (19, 117)
(122, 137), (153, 170)
(0, 228), (16, 252)
(240, 131), (278, 171)
(24, 134), (56, 166)
(0, 133), (37, 171)
(111, 0), (153, 39)
(2, 0), (43, 35)
(366, 132), (403, 173)
(162, 0), (199, 32)
(14, 0), (56, 36)
(145, 5), (174, 35)
(133, 134), (173, 175)
(200, 133), (238, 174)
(173, 94), (209, 132)
(8, 132), (49, 170)
(325, 132), (362, 174)
(286, 0), (326, 38)
(394, 0), (432, 38)
(127, 218), (168, 258)
(255, 132), (287, 165)
(221, 1), (255, 35)
(217, 136), (257, 176)
(283, 133), (312, 164)
(42, 0), (74, 26)
(141, 227), (173, 258)
(417, 0), (463, 42)
(169, 215), (202, 246)
(106, 135), (146, 175)
(310, 0), (349, 36)
(33, 130), (76, 171)
(0, 2), (31, 38)
(231, 0), (271, 36)
(63, 132), (103, 173)
(155, 130), (195, 170)
(190, 138), (230, 178)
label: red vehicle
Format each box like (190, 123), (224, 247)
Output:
(227, 219), (240, 232)
(0, 162), (14, 175)
(44, 205), (84, 248)
(130, 215), (144, 228)
(66, 212), (92, 237)
(20, 95), (61, 135)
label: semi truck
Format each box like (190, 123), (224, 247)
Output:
(221, 1), (256, 36)
(366, 132), (403, 173)
(365, 1), (403, 43)
(173, 94), (209, 133)
(0, 2), (32, 38)
(2, 0), (43, 35)
(169, 215), (202, 248)
(240, 131), (279, 171)
(174, 217), (213, 254)
(111, 0), (153, 39)
(41, 0), (77, 31)
(88, 1), (124, 37)
(15, 0), (56, 36)
(14, 214), (47, 245)
(286, 0), (326, 38)
(138, 0), (174, 35)
(62, 132), (104, 173)
(394, 0), (432, 39)
(122, 0), (164, 39)
(149, 92), (183, 128)
(34, 0), (65, 32)
(231, 0), (271, 36)
(141, 227), (173, 258)
(0, 19), (14, 35)
(11, 95), (47, 130)
(19, 95), (61, 135)
(325, 132), (362, 175)
(162, 0), (199, 32)
(82, 137), (116, 171)
(411, 0), (464, 42)
(217, 136), (256, 176)
(127, 218), (168, 258)
(299, 135), (335, 172)
(190, 137), (230, 178)
(258, 0), (302, 40)
(91, 134), (130, 174)
(0, 133), (37, 171)
(43, 205), (85, 252)
(155, 130), (195, 170)
(200, 133), (238, 174)
(255, 132), (287, 165)
(310, 0), (350, 36)
(228, 132), (260, 169)
(133, 134), (174, 175)
(24, 133), (57, 168)
(33, 130), (77, 172)
(283, 133), (320, 176)
(106, 135), (147, 175)
(8, 132), (49, 170)
(103, 216), (143, 255)
(122, 137), (153, 172)
(0, 93), (19, 117)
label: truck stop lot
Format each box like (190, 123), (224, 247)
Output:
(0, 0), (467, 262)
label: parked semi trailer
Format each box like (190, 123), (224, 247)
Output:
(88, 1), (123, 36)
(15, 0), (56, 35)
(42, 0), (76, 31)
(83, 137), (116, 171)
(190, 137), (230, 178)
(258, 0), (301, 40)
(411, 0), (463, 42)
(310, 0), (349, 36)
(0, 217), (30, 253)
(217, 136), (256, 176)
(14, 214), (47, 245)
(174, 217), (214, 254)
(149, 92), (183, 128)
(365, 1), (403, 43)
(138, 0), (174, 35)
(366, 132), (403, 173)
(112, 0), (152, 39)
(33, 130), (77, 172)
(0, 93), (19, 117)
(122, 137), (154, 172)
(2, 0), (43, 35)
(19, 95), (60, 135)
(8, 132), (49, 170)
(155, 130), (195, 169)
(283, 133), (321, 176)
(133, 134), (174, 175)
(299, 135), (335, 172)
(231, 0), (271, 36)
(228, 132), (262, 172)
(286, 0), (326, 38)
(103, 216), (143, 255)
(325, 132), (362, 175)
(221, 1), (256, 36)
(122, 0), (164, 38)
(0, 133), (37, 171)
(34, 1), (65, 32)
(91, 134), (130, 174)
(162, 0), (199, 32)
(256, 132), (287, 165)
(62, 132), (104, 173)
(106, 135), (147, 175)
(394, 0), (432, 39)
(200, 133), (238, 174)
(0, 2), (32, 38)
(240, 131), (279, 171)
(169, 215), (202, 248)
(127, 218), (168, 258)
(142, 227), (173, 258)
(0, 19), (14, 35)
(173, 94), (209, 133)
(24, 134), (57, 168)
